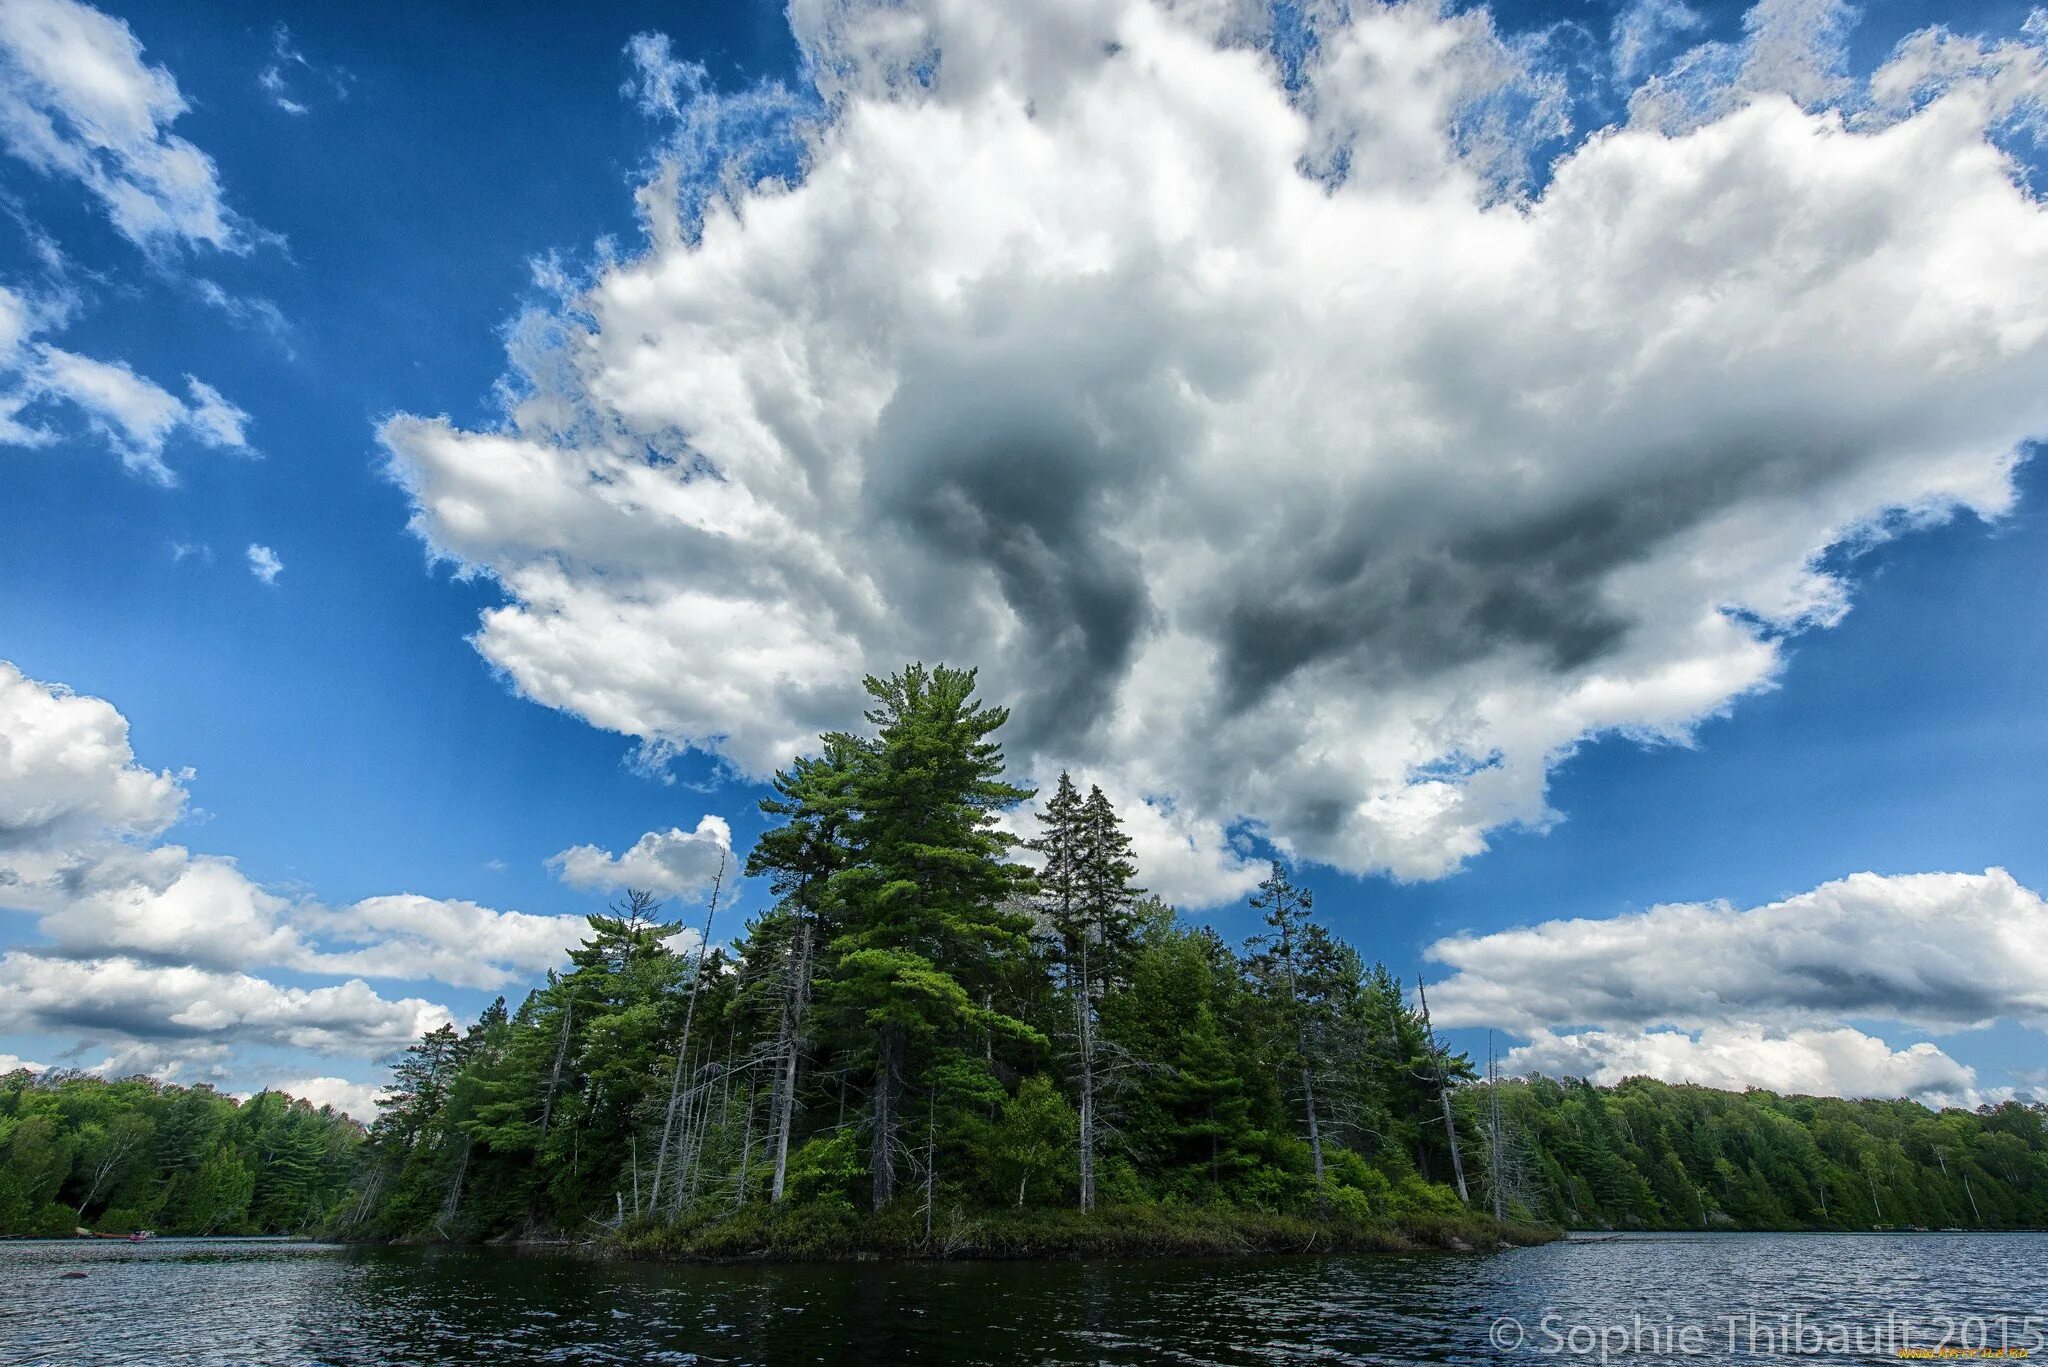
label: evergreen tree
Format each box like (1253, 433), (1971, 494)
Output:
(1243, 861), (1333, 1200)
(823, 663), (1038, 1208)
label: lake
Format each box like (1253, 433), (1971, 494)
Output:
(1, 1232), (2042, 1364)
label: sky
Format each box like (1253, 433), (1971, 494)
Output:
(1, 0), (2046, 1121)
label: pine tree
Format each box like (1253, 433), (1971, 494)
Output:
(824, 664), (1038, 1208)
(1244, 861), (1330, 1202)
(1070, 783), (1141, 1211)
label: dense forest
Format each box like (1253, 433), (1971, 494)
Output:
(0, 1071), (361, 1237)
(348, 664), (1498, 1254)
(7, 664), (2043, 1252)
(1468, 1075), (2048, 1232)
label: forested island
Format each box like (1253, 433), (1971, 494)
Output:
(5, 666), (2045, 1254)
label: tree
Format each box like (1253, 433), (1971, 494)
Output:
(824, 663), (1037, 1208)
(743, 739), (859, 1201)
(1035, 779), (1142, 1212)
(1243, 861), (1332, 1202)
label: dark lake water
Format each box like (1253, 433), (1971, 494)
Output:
(1, 1232), (2042, 1364)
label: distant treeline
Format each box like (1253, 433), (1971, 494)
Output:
(1466, 1075), (2048, 1232)
(0, 1071), (362, 1237)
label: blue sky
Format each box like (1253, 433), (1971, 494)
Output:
(2, 0), (2046, 1116)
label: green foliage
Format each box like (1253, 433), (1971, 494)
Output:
(0, 1069), (361, 1236)
(1464, 1074), (2048, 1231)
(330, 659), (2048, 1256)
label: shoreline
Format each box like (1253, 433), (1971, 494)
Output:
(603, 1206), (1564, 1263)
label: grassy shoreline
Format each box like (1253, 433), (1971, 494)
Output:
(608, 1204), (1561, 1262)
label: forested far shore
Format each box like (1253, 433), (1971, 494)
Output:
(7, 1067), (2044, 1244)
(0, 1073), (360, 1237)
(1471, 1075), (2048, 1232)
(6, 663), (2044, 1254)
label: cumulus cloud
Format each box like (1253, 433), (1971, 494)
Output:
(0, 1052), (44, 1073)
(386, 0), (2048, 903)
(548, 815), (731, 896)
(245, 543), (282, 584)
(1506, 1024), (1984, 1106)
(0, 0), (247, 251)
(0, 660), (606, 1000)
(0, 658), (186, 871)
(1428, 868), (2048, 1034)
(0, 952), (451, 1058)
(298, 893), (600, 989)
(7, 840), (598, 991)
(269, 1075), (382, 1122)
(1430, 867), (2048, 1102)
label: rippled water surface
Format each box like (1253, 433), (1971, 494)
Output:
(2, 1232), (2042, 1364)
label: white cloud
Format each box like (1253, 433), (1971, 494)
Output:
(0, 659), (611, 992)
(0, 1052), (44, 1073)
(245, 543), (282, 584)
(6, 841), (597, 991)
(548, 815), (731, 896)
(1614, 0), (1704, 85)
(15, 843), (307, 970)
(1505, 1024), (1985, 1106)
(270, 1075), (382, 1122)
(0, 0), (246, 251)
(256, 24), (345, 119)
(0, 284), (255, 482)
(0, 658), (186, 869)
(299, 893), (598, 989)
(0, 952), (451, 1058)
(22, 348), (251, 482)
(1428, 868), (2048, 1034)
(258, 26), (308, 116)
(385, 0), (2048, 903)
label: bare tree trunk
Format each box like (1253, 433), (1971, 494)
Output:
(734, 1080), (757, 1210)
(1300, 1058), (1325, 1194)
(439, 1136), (472, 1231)
(686, 1058), (717, 1205)
(75, 1132), (142, 1217)
(1077, 933), (1096, 1214)
(769, 922), (813, 1202)
(872, 1025), (902, 1208)
(649, 851), (728, 1213)
(1275, 930), (1324, 1203)
(539, 997), (574, 1145)
(921, 1088), (937, 1246)
(1416, 977), (1468, 1204)
(1487, 1034), (1505, 1222)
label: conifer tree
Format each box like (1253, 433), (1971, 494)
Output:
(1245, 861), (1330, 1200)
(1071, 783), (1141, 1211)
(824, 663), (1037, 1207)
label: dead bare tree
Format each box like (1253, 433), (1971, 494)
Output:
(648, 850), (728, 1214)
(1416, 975), (1469, 1204)
(767, 917), (815, 1201)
